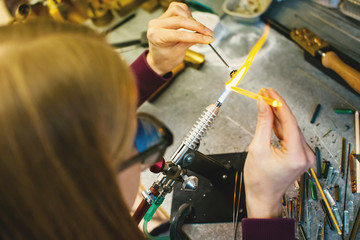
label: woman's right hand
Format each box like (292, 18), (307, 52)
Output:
(244, 89), (315, 218)
(146, 2), (214, 76)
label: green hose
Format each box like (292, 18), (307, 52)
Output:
(143, 196), (170, 240)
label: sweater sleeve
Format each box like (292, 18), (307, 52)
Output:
(130, 50), (172, 106)
(241, 218), (295, 240)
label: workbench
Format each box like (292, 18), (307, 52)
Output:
(107, 0), (360, 239)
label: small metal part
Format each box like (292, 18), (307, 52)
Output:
(349, 151), (357, 193)
(332, 207), (343, 228)
(309, 179), (318, 200)
(182, 152), (195, 167)
(230, 69), (237, 77)
(320, 199), (335, 231)
(182, 175), (198, 191)
(324, 189), (336, 207)
(334, 108), (355, 114)
(344, 210), (350, 235)
(222, 174), (228, 179)
(141, 190), (155, 205)
(316, 147), (322, 178)
(341, 138), (347, 178)
(334, 185), (340, 202)
(310, 104), (322, 124)
(290, 27), (329, 56)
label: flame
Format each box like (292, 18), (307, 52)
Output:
(223, 25), (281, 107)
(225, 25), (270, 89)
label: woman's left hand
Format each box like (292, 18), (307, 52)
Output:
(244, 89), (315, 219)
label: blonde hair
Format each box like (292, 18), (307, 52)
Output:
(0, 20), (143, 239)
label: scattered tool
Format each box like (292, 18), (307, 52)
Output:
(315, 147), (322, 178)
(310, 168), (342, 235)
(348, 201), (360, 240)
(310, 104), (322, 124)
(232, 171), (242, 240)
(334, 108), (355, 114)
(262, 18), (360, 95)
(320, 199), (335, 231)
(350, 150), (357, 193)
(355, 111), (360, 193)
(341, 138), (347, 178)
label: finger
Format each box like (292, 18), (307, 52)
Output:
(265, 89), (300, 140)
(260, 89), (283, 139)
(147, 28), (213, 46)
(160, 2), (192, 18)
(251, 92), (274, 147)
(149, 16), (213, 36)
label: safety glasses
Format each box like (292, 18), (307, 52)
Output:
(116, 113), (173, 172)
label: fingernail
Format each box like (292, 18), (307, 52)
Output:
(203, 35), (214, 43)
(258, 97), (267, 113)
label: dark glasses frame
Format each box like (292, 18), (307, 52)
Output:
(116, 113), (173, 172)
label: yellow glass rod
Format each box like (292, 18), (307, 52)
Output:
(230, 87), (282, 107)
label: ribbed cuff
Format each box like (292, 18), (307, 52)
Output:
(242, 218), (295, 240)
(130, 50), (172, 106)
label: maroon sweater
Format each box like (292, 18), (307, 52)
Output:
(130, 51), (295, 240)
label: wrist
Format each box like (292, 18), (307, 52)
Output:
(146, 52), (168, 76)
(246, 193), (282, 219)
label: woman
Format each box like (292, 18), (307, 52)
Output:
(0, 2), (314, 239)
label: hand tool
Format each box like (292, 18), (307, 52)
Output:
(349, 150), (357, 193)
(320, 199), (335, 231)
(310, 168), (342, 235)
(315, 147), (322, 178)
(355, 111), (360, 192)
(343, 143), (351, 235)
(262, 18), (360, 95)
(348, 201), (360, 240)
(311, 104), (322, 124)
(341, 138), (347, 178)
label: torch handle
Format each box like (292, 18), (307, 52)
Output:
(322, 51), (360, 94)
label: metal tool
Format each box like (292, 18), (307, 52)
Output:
(341, 137), (347, 178)
(208, 44), (236, 77)
(310, 168), (342, 235)
(232, 171), (242, 240)
(355, 111), (360, 192)
(349, 150), (357, 193)
(262, 18), (360, 95)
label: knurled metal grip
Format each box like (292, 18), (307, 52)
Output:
(183, 104), (220, 150)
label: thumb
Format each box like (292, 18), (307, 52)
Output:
(252, 97), (274, 146)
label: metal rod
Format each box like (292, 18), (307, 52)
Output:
(310, 168), (342, 235)
(355, 111), (360, 193)
(209, 43), (233, 72)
